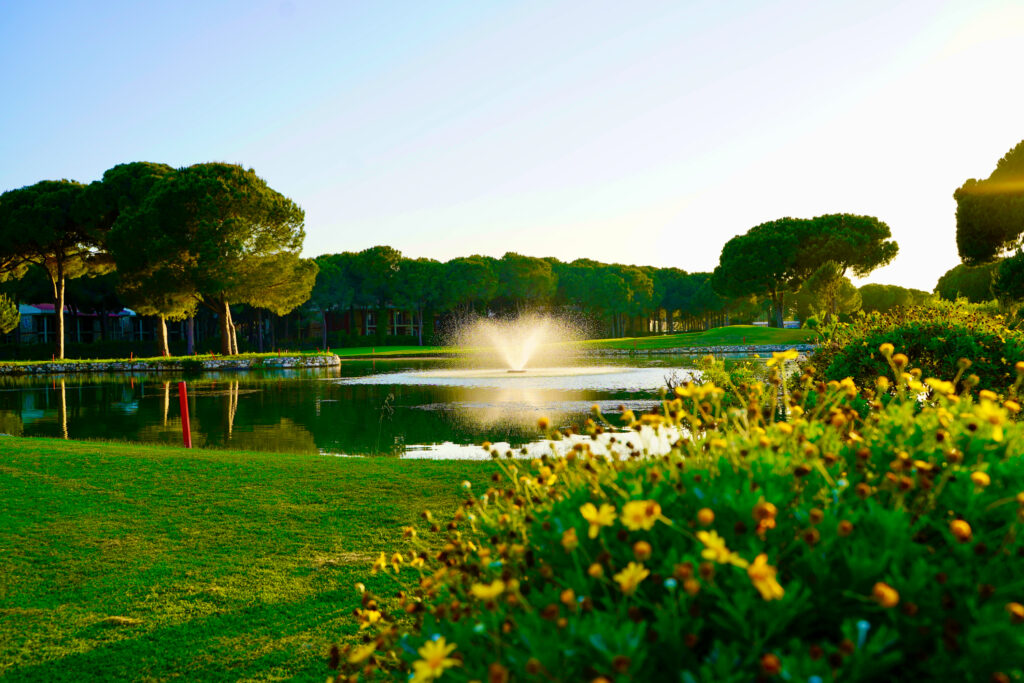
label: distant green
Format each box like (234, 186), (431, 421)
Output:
(0, 437), (495, 681)
(331, 326), (814, 357)
(581, 325), (815, 349)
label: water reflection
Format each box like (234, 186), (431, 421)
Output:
(0, 358), (716, 456)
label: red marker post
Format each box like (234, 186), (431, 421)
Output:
(178, 381), (192, 448)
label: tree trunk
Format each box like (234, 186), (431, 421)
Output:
(53, 273), (65, 359)
(417, 305), (423, 346)
(257, 309), (265, 352)
(220, 300), (233, 355)
(321, 309), (328, 350)
(231, 321), (239, 355)
(156, 316), (169, 357)
(187, 316), (195, 355)
(771, 292), (785, 328)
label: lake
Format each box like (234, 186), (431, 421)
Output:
(0, 356), (708, 457)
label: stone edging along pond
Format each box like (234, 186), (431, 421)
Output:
(0, 355), (342, 376)
(584, 343), (817, 356)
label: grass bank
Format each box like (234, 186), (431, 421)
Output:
(0, 437), (495, 681)
(0, 326), (813, 367)
(580, 325), (815, 350)
(332, 326), (815, 358)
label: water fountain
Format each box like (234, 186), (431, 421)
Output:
(455, 312), (580, 373)
(341, 312), (685, 387)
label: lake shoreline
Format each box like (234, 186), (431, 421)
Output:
(0, 354), (341, 375)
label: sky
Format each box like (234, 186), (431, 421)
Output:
(2, 0), (1023, 291)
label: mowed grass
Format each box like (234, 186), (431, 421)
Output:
(332, 345), (453, 358)
(0, 437), (495, 681)
(332, 326), (816, 358)
(580, 325), (816, 350)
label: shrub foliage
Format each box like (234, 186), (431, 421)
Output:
(814, 301), (1024, 391)
(334, 351), (1024, 682)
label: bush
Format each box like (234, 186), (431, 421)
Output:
(334, 358), (1024, 682)
(812, 301), (1024, 391)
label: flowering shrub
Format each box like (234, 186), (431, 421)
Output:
(814, 301), (1024, 391)
(332, 352), (1024, 682)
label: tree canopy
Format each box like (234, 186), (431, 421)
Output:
(112, 163), (316, 354)
(712, 214), (898, 327)
(711, 218), (806, 327)
(0, 294), (18, 334)
(858, 283), (930, 313)
(955, 139), (1024, 264)
(934, 262), (997, 303)
(793, 261), (862, 322)
(992, 249), (1024, 304)
(0, 180), (112, 357)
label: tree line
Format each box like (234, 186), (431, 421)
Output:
(305, 248), (748, 348)
(4, 157), (964, 359)
(948, 138), (1024, 308)
(0, 162), (315, 358)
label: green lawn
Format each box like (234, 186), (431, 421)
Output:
(0, 437), (495, 681)
(333, 326), (815, 357)
(0, 326), (813, 368)
(580, 325), (815, 350)
(331, 345), (453, 358)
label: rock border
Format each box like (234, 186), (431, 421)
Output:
(0, 355), (342, 375)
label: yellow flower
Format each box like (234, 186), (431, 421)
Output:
(872, 582), (899, 608)
(697, 530), (748, 568)
(879, 343), (894, 357)
(975, 399), (1007, 442)
(747, 554), (784, 600)
(621, 500), (671, 531)
(613, 562), (650, 595)
(371, 552), (388, 574)
(580, 503), (617, 538)
(950, 519), (972, 543)
(412, 637), (459, 683)
(588, 563), (604, 578)
(470, 579), (506, 600)
(633, 540), (652, 561)
(925, 378), (956, 396)
(390, 552), (404, 572)
(356, 609), (382, 630)
(561, 527), (579, 552)
(348, 641), (377, 664)
(1008, 602), (1024, 624)
(696, 508), (715, 526)
(970, 471), (990, 488)
(766, 349), (799, 367)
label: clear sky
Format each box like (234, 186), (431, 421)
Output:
(2, 0), (1023, 290)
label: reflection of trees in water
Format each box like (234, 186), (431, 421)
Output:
(0, 409), (23, 436)
(57, 379), (67, 439)
(0, 366), (652, 456)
